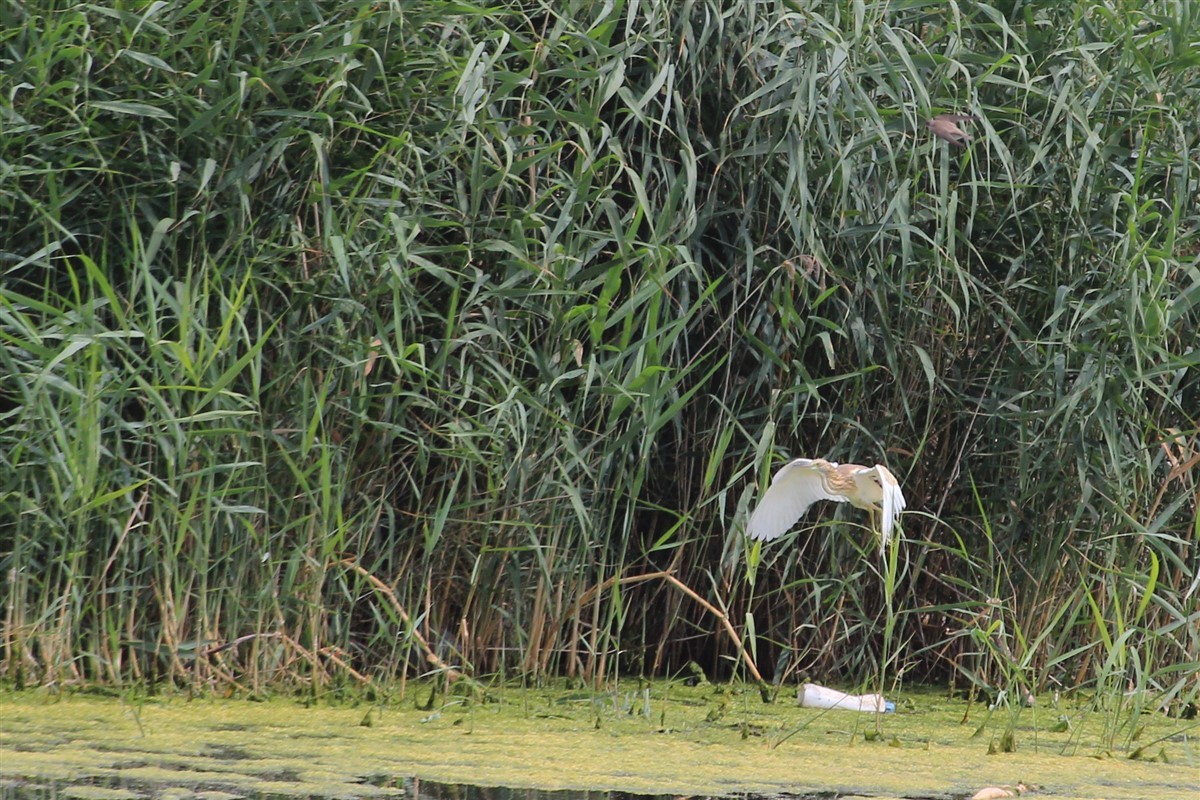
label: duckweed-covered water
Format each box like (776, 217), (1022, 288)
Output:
(1, 682), (1196, 800)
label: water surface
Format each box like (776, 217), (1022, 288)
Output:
(1, 683), (1195, 800)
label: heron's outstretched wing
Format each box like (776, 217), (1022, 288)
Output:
(874, 465), (906, 554)
(747, 458), (849, 541)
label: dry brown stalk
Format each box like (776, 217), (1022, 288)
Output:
(574, 570), (764, 683)
(659, 572), (765, 684)
(337, 558), (464, 682)
(204, 631), (282, 656)
(318, 645), (372, 685)
(206, 631), (371, 688)
(278, 631), (329, 684)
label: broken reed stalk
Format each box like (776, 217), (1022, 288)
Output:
(203, 629), (372, 688)
(337, 558), (467, 683)
(574, 570), (764, 683)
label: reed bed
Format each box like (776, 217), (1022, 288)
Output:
(1, 0), (1197, 716)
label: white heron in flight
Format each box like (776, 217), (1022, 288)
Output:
(746, 458), (906, 556)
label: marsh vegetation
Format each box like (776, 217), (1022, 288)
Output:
(1, 0), (1197, 727)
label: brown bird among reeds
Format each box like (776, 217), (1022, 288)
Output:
(928, 113), (979, 146)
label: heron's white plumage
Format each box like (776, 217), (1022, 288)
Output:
(872, 464), (905, 552)
(746, 458), (906, 556)
(746, 459), (846, 541)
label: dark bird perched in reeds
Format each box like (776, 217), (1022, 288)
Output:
(928, 113), (979, 146)
(746, 458), (906, 557)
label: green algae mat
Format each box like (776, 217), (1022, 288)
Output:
(1, 683), (1196, 800)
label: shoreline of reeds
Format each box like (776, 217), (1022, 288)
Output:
(1, 1), (1196, 713)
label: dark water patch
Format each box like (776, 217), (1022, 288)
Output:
(1, 776), (909, 800)
(363, 778), (866, 800)
(4, 742), (56, 753)
(200, 747), (256, 762)
(3, 774), (284, 800)
(252, 770), (302, 784)
(89, 744), (138, 754)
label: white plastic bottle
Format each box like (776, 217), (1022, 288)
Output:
(800, 683), (895, 713)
